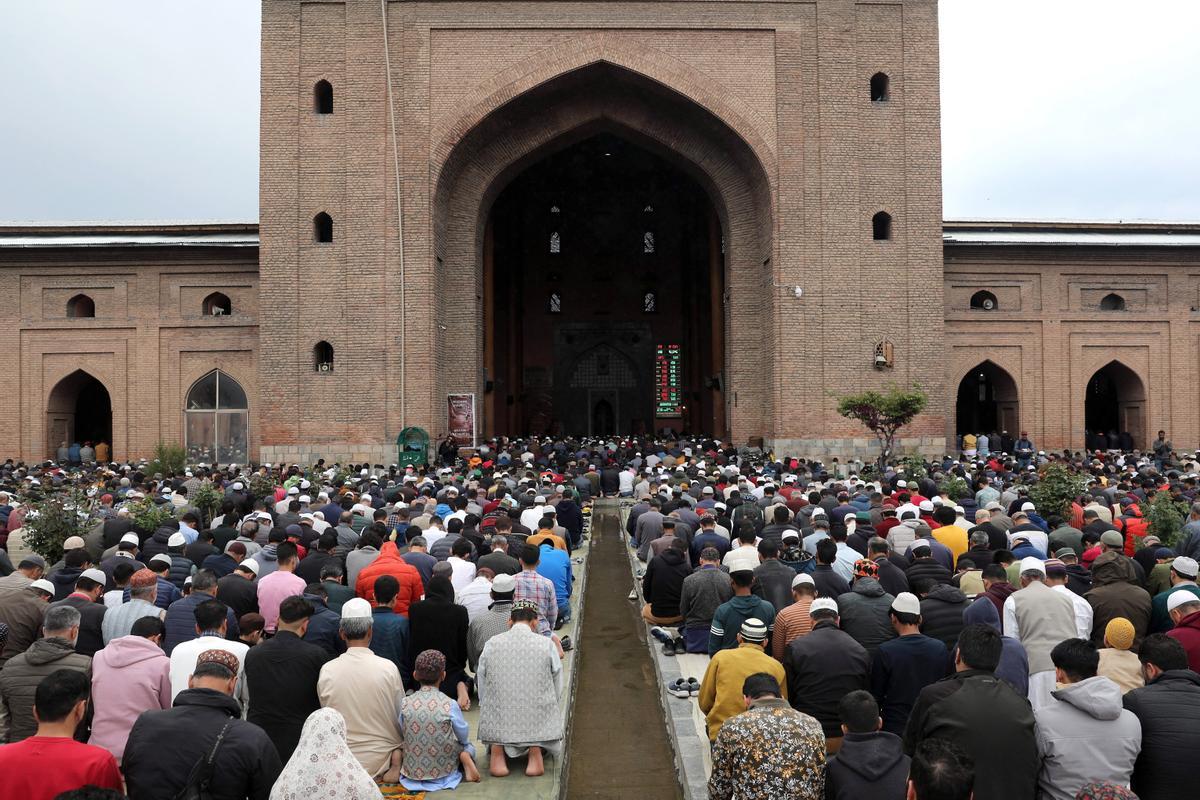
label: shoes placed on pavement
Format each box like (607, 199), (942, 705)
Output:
(687, 677), (701, 696)
(649, 626), (673, 646)
(667, 678), (691, 698)
(673, 637), (686, 655)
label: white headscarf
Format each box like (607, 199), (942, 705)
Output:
(270, 708), (383, 800)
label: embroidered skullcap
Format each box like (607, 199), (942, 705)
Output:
(853, 559), (879, 579)
(413, 649), (447, 682)
(195, 648), (240, 674)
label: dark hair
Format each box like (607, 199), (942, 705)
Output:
(757, 539), (779, 559)
(358, 530), (384, 550)
(730, 569), (755, 588)
(933, 506), (956, 526)
(278, 595), (314, 624)
(276, 541), (298, 564)
(981, 564), (1008, 581)
(51, 788), (127, 800)
(305, 582), (328, 599)
(700, 546), (721, 562)
(194, 599), (228, 632)
(191, 569), (218, 593)
(318, 531), (338, 551)
(889, 609), (921, 626)
(34, 669), (90, 723)
(510, 605), (538, 623)
(65, 549), (88, 568)
(816, 538), (837, 564)
(131, 616), (166, 639)
(374, 574), (400, 605)
(868, 538), (890, 555)
(268, 527), (287, 544)
(452, 538), (472, 558)
(740, 672), (781, 700)
(955, 624), (1002, 672)
(909, 738), (974, 800)
(911, 577), (937, 596)
(1050, 638), (1099, 682)
(838, 690), (880, 734)
(520, 544), (540, 565)
(239, 613), (265, 634)
(193, 660), (235, 681)
(1138, 633), (1189, 672)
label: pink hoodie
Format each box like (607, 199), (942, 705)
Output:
(89, 634), (172, 760)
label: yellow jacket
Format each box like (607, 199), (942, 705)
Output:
(697, 642), (788, 740)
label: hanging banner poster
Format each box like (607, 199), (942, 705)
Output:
(447, 393), (476, 447)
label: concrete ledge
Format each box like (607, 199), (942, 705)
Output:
(619, 502), (711, 800)
(768, 436), (948, 461)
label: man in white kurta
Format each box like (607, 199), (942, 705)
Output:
(476, 603), (563, 777)
(317, 598), (405, 778)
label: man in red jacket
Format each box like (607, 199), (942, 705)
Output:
(355, 541), (423, 616)
(1165, 590), (1200, 672)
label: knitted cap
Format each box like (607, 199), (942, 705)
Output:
(739, 618), (768, 643)
(1104, 617), (1135, 651)
(129, 568), (158, 588)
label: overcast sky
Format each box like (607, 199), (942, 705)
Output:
(2, 1), (1197, 222)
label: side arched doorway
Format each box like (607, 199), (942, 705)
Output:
(955, 361), (1019, 439)
(1085, 361), (1146, 450)
(433, 60), (773, 442)
(46, 370), (112, 459)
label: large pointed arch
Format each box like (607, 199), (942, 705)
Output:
(431, 60), (774, 441)
(954, 361), (1020, 441)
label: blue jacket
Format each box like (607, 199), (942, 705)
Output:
(369, 607), (410, 676)
(536, 544), (573, 605)
(163, 592), (240, 655)
(302, 593), (347, 657)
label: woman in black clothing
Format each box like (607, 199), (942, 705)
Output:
(407, 574), (472, 710)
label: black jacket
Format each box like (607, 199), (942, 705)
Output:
(1122, 669), (1200, 800)
(201, 552), (239, 579)
(47, 567), (83, 602)
(905, 558), (953, 588)
(873, 556), (910, 597)
(783, 621), (870, 736)
(478, 550), (521, 576)
(244, 630), (330, 763)
(825, 731), (910, 800)
(903, 669), (1037, 800)
(138, 527), (174, 563)
(101, 516), (134, 549)
(123, 688), (281, 800)
(812, 564), (851, 599)
(956, 546), (992, 571)
(918, 584), (970, 650)
(184, 540), (219, 568)
(969, 522), (1008, 553)
(48, 594), (106, 657)
(294, 549), (335, 585)
(643, 548), (692, 618)
(752, 559), (797, 612)
(301, 593), (346, 657)
(216, 573), (260, 620)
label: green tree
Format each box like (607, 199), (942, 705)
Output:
(191, 480), (223, 527)
(1027, 464), (1086, 520)
(835, 384), (928, 472)
(22, 493), (95, 564)
(1145, 490), (1189, 548)
(147, 441), (187, 477)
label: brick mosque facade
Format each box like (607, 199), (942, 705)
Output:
(1, 1), (1197, 464)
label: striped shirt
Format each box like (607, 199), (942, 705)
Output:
(772, 597), (814, 661)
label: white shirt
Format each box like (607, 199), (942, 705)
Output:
(723, 546), (760, 573)
(456, 576), (493, 622)
(520, 506), (546, 531)
(447, 556), (477, 592)
(619, 471), (636, 494)
(1052, 584), (1094, 639)
(168, 635), (249, 712)
(424, 528), (446, 550)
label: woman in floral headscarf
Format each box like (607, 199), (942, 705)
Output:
(270, 707), (382, 800)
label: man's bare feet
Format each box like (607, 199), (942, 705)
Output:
(525, 746), (545, 777)
(489, 745), (509, 777)
(461, 751), (482, 782)
(457, 681), (471, 712)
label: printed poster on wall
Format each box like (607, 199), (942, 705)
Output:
(447, 393), (476, 447)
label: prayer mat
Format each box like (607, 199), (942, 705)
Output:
(376, 781), (425, 799)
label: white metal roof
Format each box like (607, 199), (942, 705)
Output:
(0, 232), (260, 248)
(943, 229), (1200, 247)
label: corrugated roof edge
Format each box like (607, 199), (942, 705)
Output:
(0, 221), (258, 235)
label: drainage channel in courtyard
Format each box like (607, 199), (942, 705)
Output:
(565, 500), (684, 800)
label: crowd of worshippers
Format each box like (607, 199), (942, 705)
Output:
(628, 445), (1200, 800)
(0, 446), (611, 800)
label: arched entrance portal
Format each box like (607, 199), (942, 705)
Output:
(1085, 361), (1146, 450)
(955, 361), (1019, 439)
(46, 370), (112, 459)
(487, 133), (721, 437)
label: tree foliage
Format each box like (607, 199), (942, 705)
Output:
(1145, 490), (1189, 548)
(22, 493), (95, 564)
(191, 480), (223, 527)
(147, 441), (187, 477)
(1027, 464), (1086, 520)
(125, 497), (178, 537)
(939, 475), (971, 501)
(835, 384), (928, 471)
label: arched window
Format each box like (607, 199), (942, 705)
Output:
(314, 341), (334, 372)
(870, 72), (890, 102)
(1100, 293), (1127, 311)
(314, 212), (333, 243)
(549, 292), (562, 313)
(872, 211), (893, 241)
(184, 370), (248, 464)
(66, 294), (95, 318)
(202, 292), (232, 316)
(643, 291), (657, 313)
(314, 80), (333, 114)
(969, 290), (998, 311)
(549, 231), (561, 254)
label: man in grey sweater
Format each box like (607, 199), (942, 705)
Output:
(678, 548), (733, 653)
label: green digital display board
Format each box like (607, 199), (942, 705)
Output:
(656, 343), (682, 417)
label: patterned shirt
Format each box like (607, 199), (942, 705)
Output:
(468, 602), (513, 672)
(513, 569), (557, 635)
(708, 698), (826, 800)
